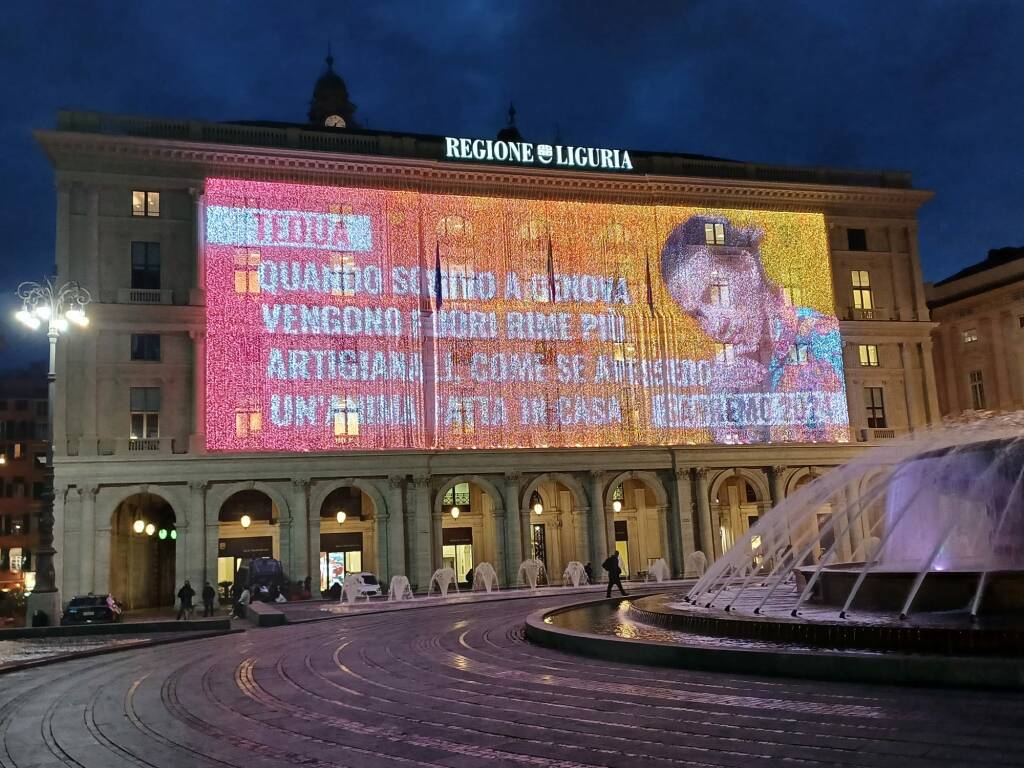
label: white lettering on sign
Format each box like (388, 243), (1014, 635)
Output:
(444, 136), (634, 172)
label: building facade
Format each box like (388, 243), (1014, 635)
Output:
(927, 248), (1024, 416)
(36, 107), (939, 608)
(0, 364), (50, 597)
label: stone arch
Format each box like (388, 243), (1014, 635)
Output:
(784, 467), (817, 497)
(433, 474), (507, 585)
(206, 481), (291, 525)
(521, 472), (588, 512)
(312, 478), (387, 521)
(433, 475), (505, 516)
(709, 468), (770, 505)
(603, 471), (669, 509)
(98, 484), (188, 531)
(314, 477), (387, 586)
(107, 487), (181, 610)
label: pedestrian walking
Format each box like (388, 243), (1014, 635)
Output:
(201, 581), (216, 617)
(176, 580), (196, 620)
(602, 552), (627, 598)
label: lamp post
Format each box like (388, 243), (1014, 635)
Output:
(16, 279), (91, 625)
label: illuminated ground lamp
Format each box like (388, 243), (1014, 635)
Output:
(240, 514), (252, 529)
(16, 278), (90, 624)
(336, 510), (347, 524)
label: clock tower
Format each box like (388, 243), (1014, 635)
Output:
(308, 45), (358, 129)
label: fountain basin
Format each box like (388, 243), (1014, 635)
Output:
(795, 565), (1024, 613)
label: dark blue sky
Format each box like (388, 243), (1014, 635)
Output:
(2, 1), (1022, 364)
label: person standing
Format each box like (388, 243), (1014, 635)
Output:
(176, 580), (196, 620)
(201, 581), (216, 617)
(602, 553), (627, 598)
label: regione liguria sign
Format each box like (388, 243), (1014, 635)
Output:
(444, 136), (634, 172)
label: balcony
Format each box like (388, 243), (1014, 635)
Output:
(857, 428), (905, 442)
(117, 288), (173, 305)
(844, 306), (892, 321)
(115, 437), (174, 455)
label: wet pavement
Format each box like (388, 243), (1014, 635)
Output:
(0, 590), (1021, 767)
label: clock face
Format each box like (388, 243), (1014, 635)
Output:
(325, 114), (346, 128)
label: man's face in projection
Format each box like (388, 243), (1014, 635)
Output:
(666, 245), (767, 348)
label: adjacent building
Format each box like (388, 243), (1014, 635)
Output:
(36, 57), (940, 608)
(927, 247), (1024, 415)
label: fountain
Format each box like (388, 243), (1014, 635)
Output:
(472, 562), (499, 593)
(685, 551), (707, 577)
(388, 575), (414, 601)
(518, 558), (547, 590)
(340, 572), (367, 605)
(562, 561), (589, 587)
(646, 558), (671, 583)
(527, 414), (1024, 687)
(427, 567), (459, 597)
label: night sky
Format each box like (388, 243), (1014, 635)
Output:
(1, 1), (1022, 365)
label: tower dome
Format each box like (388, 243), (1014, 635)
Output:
(308, 45), (358, 128)
(496, 102), (523, 143)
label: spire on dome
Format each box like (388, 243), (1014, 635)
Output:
(496, 101), (523, 142)
(308, 46), (358, 128)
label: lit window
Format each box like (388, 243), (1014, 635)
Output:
(847, 228), (867, 251)
(715, 343), (735, 363)
(708, 272), (731, 307)
(333, 398), (360, 441)
(9, 548), (22, 573)
(234, 250), (261, 294)
(864, 387), (886, 428)
(704, 222), (725, 245)
(963, 329), (978, 344)
(132, 191), (160, 217)
(858, 344), (879, 366)
(851, 270), (873, 311)
(612, 342), (637, 362)
(329, 253), (356, 297)
(787, 344), (809, 365)
(129, 387), (160, 439)
(450, 399), (475, 435)
(969, 370), (986, 410)
(781, 279), (804, 307)
(235, 409), (262, 438)
(12, 443), (23, 460)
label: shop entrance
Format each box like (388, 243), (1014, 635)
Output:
(217, 536), (273, 589)
(614, 520), (630, 577)
(442, 526), (474, 583)
(320, 532), (363, 592)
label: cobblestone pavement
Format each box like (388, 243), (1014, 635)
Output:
(0, 592), (1022, 767)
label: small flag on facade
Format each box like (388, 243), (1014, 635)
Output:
(434, 240), (443, 310)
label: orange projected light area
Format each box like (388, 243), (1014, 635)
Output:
(204, 178), (850, 452)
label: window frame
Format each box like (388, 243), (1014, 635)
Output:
(132, 190), (161, 217)
(130, 333), (162, 362)
(962, 328), (979, 344)
(130, 241), (161, 290)
(851, 270), (874, 311)
(858, 344), (880, 367)
(864, 386), (887, 429)
(847, 228), (868, 251)
(129, 387), (161, 440)
(969, 370), (986, 410)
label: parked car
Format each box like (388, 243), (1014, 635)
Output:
(62, 594), (122, 625)
(352, 572), (382, 598)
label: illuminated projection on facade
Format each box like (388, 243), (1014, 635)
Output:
(204, 178), (850, 452)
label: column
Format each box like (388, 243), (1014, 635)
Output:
(189, 331), (206, 454)
(587, 471), (607, 572)
(920, 339), (942, 424)
(387, 476), (407, 580)
(190, 185), (206, 305)
(78, 335), (98, 456)
(844, 485), (864, 557)
(940, 327), (960, 413)
(187, 481), (207, 587)
(694, 468), (715, 562)
(502, 472), (522, 581)
(411, 475), (432, 591)
(376, 505), (391, 585)
(669, 468), (694, 576)
(492, 505), (508, 587)
(205, 489), (221, 595)
(290, 478), (310, 585)
(52, 486), (67, 596)
(78, 485), (97, 594)
(768, 466), (786, 507)
(989, 313), (1012, 409)
(307, 496), (321, 598)
(431, 508), (443, 573)
(571, 508), (589, 567)
(899, 342), (919, 430)
(907, 224), (928, 322)
(94, 517), (111, 595)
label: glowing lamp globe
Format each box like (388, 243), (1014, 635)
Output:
(612, 500), (623, 513)
(533, 502), (543, 515)
(450, 506), (460, 519)
(145, 523), (156, 536)
(170, 529), (177, 540)
(336, 511), (347, 524)
(158, 528), (167, 540)
(240, 514), (252, 529)
(133, 519), (145, 534)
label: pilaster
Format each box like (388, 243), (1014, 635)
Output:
(587, 470), (608, 572)
(78, 485), (98, 594)
(187, 481), (207, 588)
(411, 475), (432, 590)
(290, 478), (310, 584)
(189, 330), (206, 453)
(694, 468), (715, 562)
(502, 472), (522, 580)
(668, 467), (694, 576)
(386, 475), (407, 582)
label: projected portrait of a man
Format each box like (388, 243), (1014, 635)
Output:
(660, 214), (845, 442)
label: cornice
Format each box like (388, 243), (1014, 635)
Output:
(36, 130), (933, 215)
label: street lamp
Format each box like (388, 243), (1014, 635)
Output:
(16, 278), (91, 625)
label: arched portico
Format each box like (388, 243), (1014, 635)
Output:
(315, 479), (385, 590)
(520, 472), (589, 583)
(604, 471), (671, 579)
(108, 490), (178, 610)
(711, 469), (768, 556)
(433, 475), (506, 585)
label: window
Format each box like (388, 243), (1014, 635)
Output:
(131, 242), (161, 289)
(847, 228), (867, 251)
(858, 344), (879, 366)
(963, 329), (978, 344)
(130, 334), (161, 361)
(132, 190), (160, 217)
(714, 343), (735, 363)
(787, 344), (809, 365)
(234, 250), (261, 294)
(129, 387), (161, 439)
(708, 272), (731, 307)
(332, 398), (360, 441)
(9, 548), (22, 573)
(235, 408), (262, 438)
(864, 387), (887, 428)
(781, 268), (804, 307)
(969, 370), (986, 410)
(449, 398), (476, 435)
(35, 401), (46, 417)
(12, 443), (23, 460)
(442, 482), (471, 509)
(851, 270), (873, 311)
(330, 253), (357, 297)
(704, 222), (725, 245)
